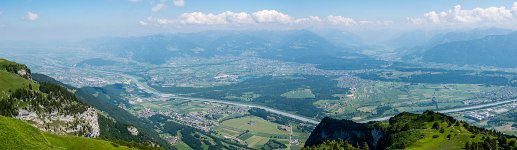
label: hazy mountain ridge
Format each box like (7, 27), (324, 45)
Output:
(422, 31), (517, 68)
(91, 30), (371, 64)
(399, 28), (514, 60)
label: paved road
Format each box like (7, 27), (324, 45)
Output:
(120, 73), (321, 125)
(359, 99), (517, 123)
(120, 72), (517, 125)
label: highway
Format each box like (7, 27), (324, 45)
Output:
(120, 72), (516, 125)
(120, 73), (321, 125)
(359, 99), (517, 123)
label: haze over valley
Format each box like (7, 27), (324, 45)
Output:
(1, 1), (517, 149)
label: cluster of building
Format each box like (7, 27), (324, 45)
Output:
(462, 102), (517, 121)
(157, 104), (250, 132)
(476, 87), (517, 101)
(148, 56), (351, 88)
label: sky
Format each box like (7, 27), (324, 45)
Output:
(0, 0), (517, 41)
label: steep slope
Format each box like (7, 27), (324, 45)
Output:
(76, 84), (249, 149)
(422, 31), (517, 68)
(0, 59), (98, 137)
(305, 111), (517, 150)
(0, 116), (135, 150)
(32, 73), (170, 149)
(1, 58), (164, 149)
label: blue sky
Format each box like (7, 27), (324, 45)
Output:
(0, 0), (516, 41)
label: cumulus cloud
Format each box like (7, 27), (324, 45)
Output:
(293, 16), (321, 24)
(152, 3), (167, 12)
(327, 15), (357, 26)
(141, 9), (390, 27)
(25, 11), (39, 21)
(178, 10), (325, 25)
(173, 0), (185, 7)
(411, 2), (517, 25)
(251, 10), (292, 24)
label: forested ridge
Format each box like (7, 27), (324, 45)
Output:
(306, 111), (517, 150)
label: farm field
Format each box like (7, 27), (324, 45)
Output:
(216, 116), (309, 148)
(317, 80), (500, 120)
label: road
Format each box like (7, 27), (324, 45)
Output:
(120, 73), (321, 125)
(120, 72), (517, 125)
(359, 99), (517, 123)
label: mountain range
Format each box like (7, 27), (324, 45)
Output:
(421, 31), (517, 68)
(89, 30), (388, 70)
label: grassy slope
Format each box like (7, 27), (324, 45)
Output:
(406, 121), (485, 150)
(0, 71), (31, 95)
(0, 59), (36, 96)
(0, 116), (136, 150)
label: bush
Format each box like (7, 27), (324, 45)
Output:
(432, 135), (439, 138)
(432, 122), (440, 129)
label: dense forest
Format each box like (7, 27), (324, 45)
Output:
(0, 82), (88, 117)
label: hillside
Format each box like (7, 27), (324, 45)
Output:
(421, 31), (517, 68)
(1, 58), (165, 149)
(0, 59), (98, 136)
(0, 115), (135, 150)
(305, 111), (517, 150)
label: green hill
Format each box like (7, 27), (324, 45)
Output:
(1, 58), (165, 149)
(0, 59), (33, 94)
(305, 111), (517, 150)
(0, 116), (135, 150)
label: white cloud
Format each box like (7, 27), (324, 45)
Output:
(327, 15), (357, 26)
(178, 10), (324, 25)
(139, 20), (149, 26)
(414, 3), (517, 25)
(152, 3), (167, 12)
(294, 16), (321, 24)
(180, 12), (228, 25)
(141, 10), (391, 27)
(222, 11), (255, 24)
(25, 11), (39, 21)
(173, 0), (185, 7)
(251, 10), (292, 24)
(140, 17), (175, 26)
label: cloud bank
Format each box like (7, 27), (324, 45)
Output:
(410, 2), (517, 25)
(140, 9), (389, 27)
